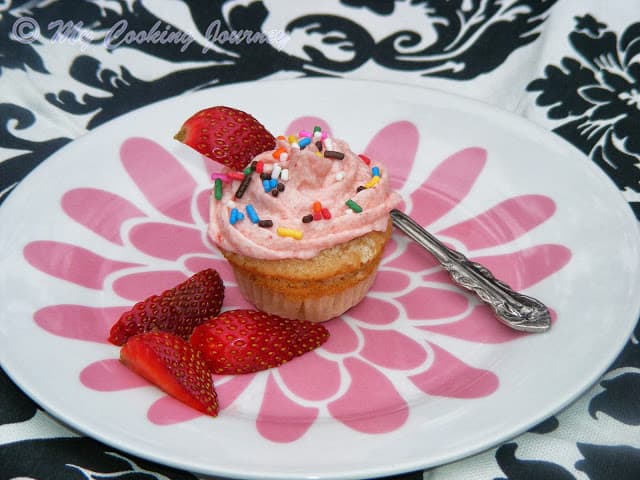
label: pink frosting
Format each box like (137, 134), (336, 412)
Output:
(208, 137), (402, 260)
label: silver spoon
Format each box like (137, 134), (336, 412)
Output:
(390, 209), (551, 333)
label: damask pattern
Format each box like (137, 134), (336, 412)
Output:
(528, 15), (640, 216)
(1, 0), (554, 201)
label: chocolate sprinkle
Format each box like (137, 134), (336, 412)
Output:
(315, 141), (323, 151)
(235, 174), (252, 199)
(277, 182), (285, 192)
(258, 219), (273, 228)
(324, 150), (345, 160)
(302, 214), (314, 223)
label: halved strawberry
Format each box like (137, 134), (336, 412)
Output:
(109, 269), (224, 346)
(190, 309), (330, 375)
(174, 106), (276, 171)
(120, 332), (218, 416)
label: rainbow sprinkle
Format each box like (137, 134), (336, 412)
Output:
(298, 136), (312, 148)
(229, 208), (244, 224)
(277, 227), (303, 240)
(245, 204), (259, 224)
(214, 178), (223, 200)
(363, 175), (380, 189)
(345, 199), (362, 213)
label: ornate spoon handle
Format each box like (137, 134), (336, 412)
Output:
(390, 209), (551, 333)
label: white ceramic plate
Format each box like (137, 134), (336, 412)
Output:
(1, 79), (639, 480)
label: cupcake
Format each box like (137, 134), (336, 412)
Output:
(176, 107), (401, 322)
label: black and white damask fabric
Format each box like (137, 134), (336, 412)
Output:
(1, 1), (638, 479)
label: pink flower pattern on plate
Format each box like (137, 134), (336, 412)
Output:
(23, 117), (571, 443)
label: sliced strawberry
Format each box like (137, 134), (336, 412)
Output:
(190, 309), (330, 375)
(120, 332), (218, 417)
(109, 269), (224, 346)
(174, 106), (276, 171)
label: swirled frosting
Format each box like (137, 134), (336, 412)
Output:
(208, 135), (401, 260)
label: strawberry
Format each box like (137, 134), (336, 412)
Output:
(109, 269), (224, 346)
(120, 332), (218, 417)
(190, 309), (330, 375)
(174, 106), (276, 171)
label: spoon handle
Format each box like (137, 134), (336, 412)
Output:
(390, 209), (551, 333)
